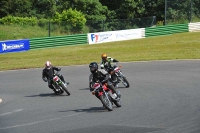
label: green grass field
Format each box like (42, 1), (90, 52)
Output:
(0, 25), (66, 41)
(0, 31), (200, 71)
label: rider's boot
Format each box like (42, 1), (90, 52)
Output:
(108, 84), (120, 99)
(116, 91), (121, 98)
(59, 75), (69, 85)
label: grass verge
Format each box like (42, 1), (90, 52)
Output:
(0, 32), (200, 71)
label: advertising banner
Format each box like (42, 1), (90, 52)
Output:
(88, 29), (142, 44)
(88, 32), (115, 44)
(115, 29), (142, 41)
(0, 39), (30, 54)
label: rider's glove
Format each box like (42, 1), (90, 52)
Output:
(43, 79), (47, 82)
(113, 59), (119, 62)
(58, 68), (61, 71)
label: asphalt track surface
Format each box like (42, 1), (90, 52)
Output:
(0, 60), (200, 133)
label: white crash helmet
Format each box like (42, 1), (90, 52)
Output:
(45, 61), (51, 69)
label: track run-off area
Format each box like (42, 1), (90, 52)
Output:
(0, 60), (200, 133)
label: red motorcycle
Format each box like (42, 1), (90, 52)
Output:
(91, 81), (121, 111)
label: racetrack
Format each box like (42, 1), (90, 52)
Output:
(0, 60), (200, 133)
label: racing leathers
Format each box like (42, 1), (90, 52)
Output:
(100, 57), (119, 73)
(89, 68), (118, 98)
(100, 57), (119, 85)
(42, 66), (66, 90)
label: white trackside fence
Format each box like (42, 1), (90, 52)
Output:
(87, 28), (145, 44)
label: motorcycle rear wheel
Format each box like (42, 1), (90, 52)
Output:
(99, 93), (113, 111)
(52, 84), (63, 94)
(53, 89), (63, 94)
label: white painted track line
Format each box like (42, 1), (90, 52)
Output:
(0, 109), (23, 116)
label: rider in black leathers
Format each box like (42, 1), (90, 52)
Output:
(89, 62), (119, 99)
(42, 61), (68, 91)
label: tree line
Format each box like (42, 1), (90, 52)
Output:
(1, 0), (199, 22)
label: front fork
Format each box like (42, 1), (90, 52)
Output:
(52, 81), (62, 91)
(115, 71), (124, 81)
(98, 89), (111, 101)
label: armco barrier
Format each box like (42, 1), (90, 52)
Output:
(145, 24), (188, 37)
(189, 22), (200, 32)
(30, 34), (87, 49)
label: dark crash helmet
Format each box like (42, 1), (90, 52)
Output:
(89, 62), (98, 73)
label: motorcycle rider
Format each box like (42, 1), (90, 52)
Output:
(89, 62), (120, 99)
(100, 53), (119, 86)
(100, 53), (119, 71)
(42, 61), (69, 92)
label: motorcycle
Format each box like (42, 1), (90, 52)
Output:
(109, 63), (130, 88)
(91, 81), (121, 111)
(52, 72), (70, 95)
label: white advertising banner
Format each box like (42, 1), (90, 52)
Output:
(88, 29), (142, 44)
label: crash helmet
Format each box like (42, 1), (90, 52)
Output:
(89, 62), (98, 73)
(45, 61), (51, 69)
(101, 53), (107, 61)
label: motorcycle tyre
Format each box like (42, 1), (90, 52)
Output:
(89, 82), (93, 90)
(122, 77), (130, 88)
(113, 98), (122, 107)
(99, 93), (113, 111)
(53, 89), (62, 95)
(111, 74), (118, 83)
(61, 83), (71, 95)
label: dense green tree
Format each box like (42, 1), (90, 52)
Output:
(55, 0), (70, 13)
(11, 0), (32, 17)
(0, 0), (33, 18)
(142, 0), (164, 21)
(0, 0), (11, 18)
(32, 0), (57, 18)
(193, 0), (200, 18)
(53, 8), (86, 28)
(100, 0), (165, 20)
(100, 0), (145, 19)
(0, 0), (199, 24)
(57, 0), (108, 21)
(165, 0), (198, 23)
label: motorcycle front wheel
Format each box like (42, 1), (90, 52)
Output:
(122, 77), (130, 88)
(61, 83), (71, 95)
(99, 93), (113, 111)
(113, 99), (122, 107)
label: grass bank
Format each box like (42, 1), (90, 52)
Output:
(0, 25), (65, 41)
(0, 32), (200, 71)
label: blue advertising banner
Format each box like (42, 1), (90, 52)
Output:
(0, 39), (30, 53)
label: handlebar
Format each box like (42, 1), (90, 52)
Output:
(54, 69), (61, 75)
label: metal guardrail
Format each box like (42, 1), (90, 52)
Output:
(145, 24), (188, 37)
(30, 34), (87, 49)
